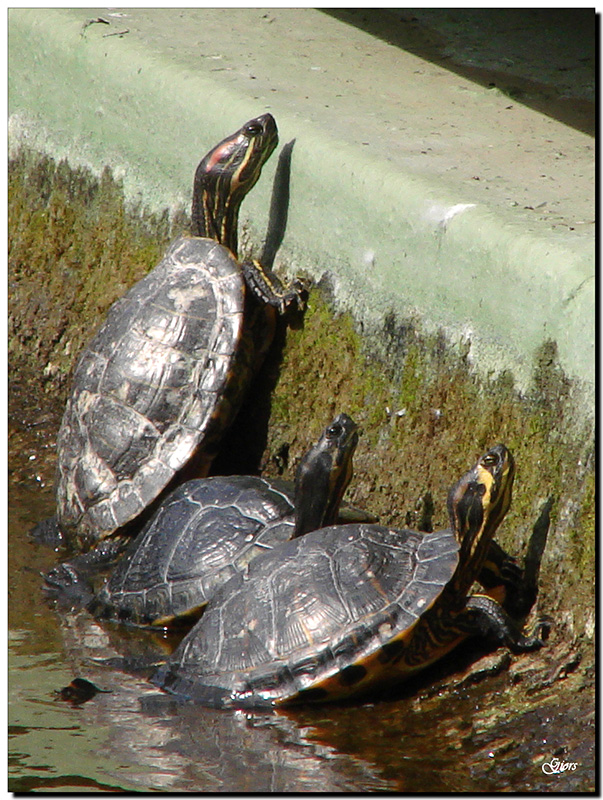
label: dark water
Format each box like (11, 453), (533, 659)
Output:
(8, 387), (595, 793)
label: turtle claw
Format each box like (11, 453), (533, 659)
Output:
(511, 614), (553, 653)
(279, 279), (308, 315)
(44, 562), (80, 591)
(43, 561), (94, 610)
(242, 259), (307, 315)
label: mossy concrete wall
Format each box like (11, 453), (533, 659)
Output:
(8, 151), (594, 663)
(8, 7), (595, 407)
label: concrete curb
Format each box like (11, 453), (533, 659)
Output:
(8, 8), (594, 408)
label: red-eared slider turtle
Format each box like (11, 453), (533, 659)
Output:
(153, 445), (549, 707)
(89, 414), (359, 628)
(55, 114), (302, 551)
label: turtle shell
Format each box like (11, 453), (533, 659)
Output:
(153, 522), (460, 707)
(91, 475), (296, 627)
(56, 236), (253, 549)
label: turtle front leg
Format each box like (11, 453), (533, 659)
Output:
(462, 593), (551, 653)
(43, 537), (127, 610)
(242, 259), (307, 315)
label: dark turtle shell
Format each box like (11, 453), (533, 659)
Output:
(153, 522), (459, 707)
(91, 475), (296, 627)
(56, 236), (249, 550)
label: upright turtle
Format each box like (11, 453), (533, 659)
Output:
(55, 114), (302, 551)
(89, 413), (359, 628)
(153, 445), (550, 707)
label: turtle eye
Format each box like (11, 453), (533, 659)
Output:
(482, 452), (499, 468)
(244, 121), (263, 137)
(326, 423), (342, 439)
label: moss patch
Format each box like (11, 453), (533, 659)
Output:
(8, 148), (182, 389)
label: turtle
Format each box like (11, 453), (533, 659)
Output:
(152, 444), (550, 708)
(54, 113), (303, 552)
(88, 413), (359, 628)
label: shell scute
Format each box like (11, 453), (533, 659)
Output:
(416, 528), (459, 560)
(289, 648), (333, 689)
(331, 623), (374, 664)
(134, 459), (175, 505)
(414, 546), (459, 585)
(112, 482), (145, 524)
(87, 497), (118, 533)
(73, 349), (108, 394)
(398, 576), (442, 617)
(244, 663), (294, 699)
(72, 447), (116, 505)
(234, 483), (294, 521)
(197, 353), (231, 392)
(94, 476), (297, 625)
(158, 426), (202, 470)
(220, 618), (274, 672)
(212, 314), (244, 357)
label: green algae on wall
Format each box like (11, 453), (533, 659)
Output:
(8, 148), (594, 659)
(8, 148), (180, 389)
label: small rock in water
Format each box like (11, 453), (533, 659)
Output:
(54, 677), (111, 705)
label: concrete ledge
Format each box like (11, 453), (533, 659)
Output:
(8, 8), (594, 404)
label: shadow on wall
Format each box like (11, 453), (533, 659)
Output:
(323, 8), (596, 137)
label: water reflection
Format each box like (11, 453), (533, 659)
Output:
(140, 700), (393, 792)
(30, 607), (391, 791)
(9, 504), (389, 794)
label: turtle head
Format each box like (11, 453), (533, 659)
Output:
(447, 444), (515, 594)
(293, 414), (359, 538)
(191, 113), (278, 256)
